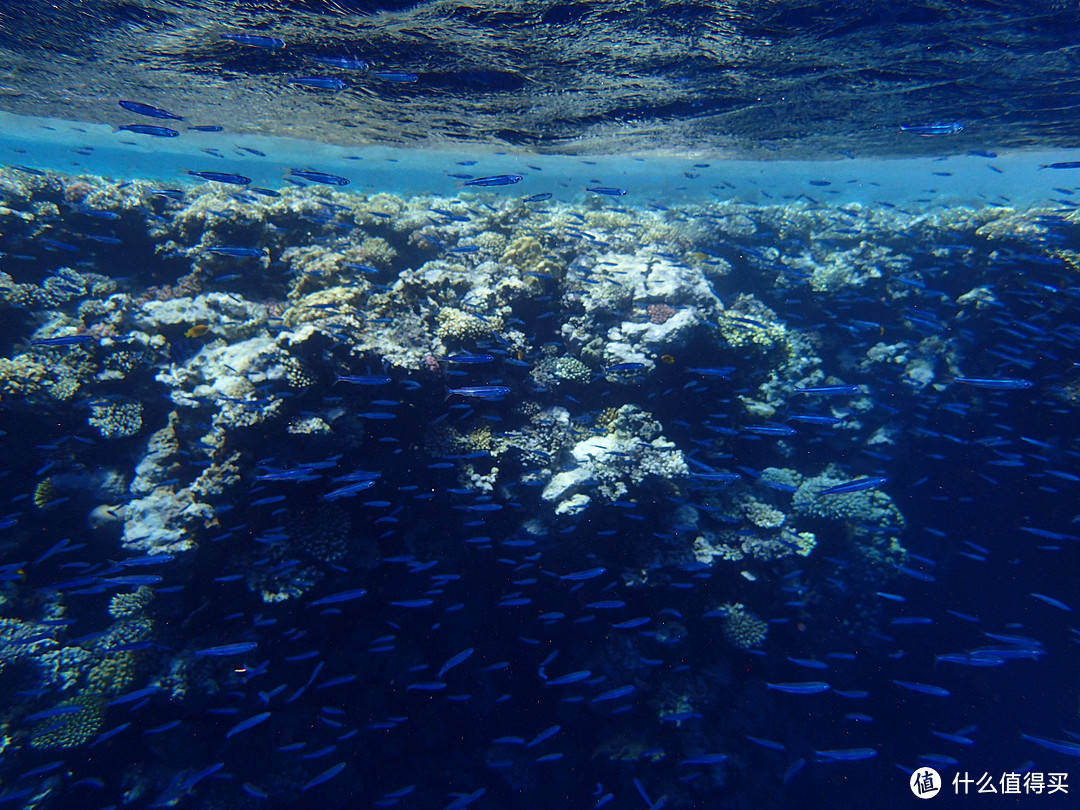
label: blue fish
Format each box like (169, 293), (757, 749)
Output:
(289, 76), (348, 90)
(900, 122), (963, 135)
(372, 71), (418, 82)
(464, 174), (523, 187)
(226, 711), (270, 738)
(194, 642), (258, 656)
(118, 100), (183, 120)
(290, 169), (350, 186)
(954, 376), (1034, 390)
(892, 680), (950, 697)
(309, 588), (367, 607)
(819, 477), (888, 495)
(437, 648), (474, 679)
(815, 747), (877, 761)
(222, 33), (286, 49)
(446, 385), (511, 399)
(301, 762), (346, 792)
(794, 384), (861, 395)
(592, 685), (635, 702)
(310, 56), (369, 70)
(766, 682), (831, 695)
(118, 124), (179, 137)
(188, 171), (251, 185)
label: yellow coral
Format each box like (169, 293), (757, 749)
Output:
(436, 307), (499, 341)
(29, 696), (104, 749)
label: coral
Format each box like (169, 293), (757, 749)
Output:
(794, 242), (911, 293)
(552, 356), (591, 383)
(541, 405), (687, 512)
(281, 355), (314, 388)
(737, 495), (786, 529)
(88, 398), (143, 439)
(693, 533), (744, 564)
(287, 505), (352, 563)
(247, 561), (323, 603)
(499, 235), (561, 279)
(792, 467), (905, 534)
(0, 618), (56, 668)
(122, 414), (218, 553)
(191, 451), (242, 498)
(37, 645), (93, 691)
(956, 285), (998, 310)
(108, 585), (155, 619)
(86, 650), (139, 696)
(716, 602), (769, 650)
(531, 354), (592, 388)
(288, 416), (332, 435)
(647, 303), (676, 324)
(436, 306), (498, 342)
(29, 696), (105, 749)
(0, 354), (49, 401)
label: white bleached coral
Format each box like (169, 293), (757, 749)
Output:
(541, 405), (687, 513)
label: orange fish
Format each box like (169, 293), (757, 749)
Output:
(185, 324), (210, 338)
(660, 354), (675, 365)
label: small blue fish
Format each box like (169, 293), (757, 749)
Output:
(1030, 592), (1072, 612)
(815, 748), (877, 761)
(310, 56), (369, 70)
(464, 174), (523, 187)
(301, 762), (346, 792)
(892, 680), (950, 697)
(309, 588), (367, 607)
(118, 100), (183, 120)
(437, 648), (475, 679)
(188, 171), (251, 185)
(289, 76), (348, 90)
(1020, 733), (1080, 757)
(194, 642), (258, 656)
(680, 753), (728, 765)
(102, 575), (162, 586)
(766, 682), (831, 695)
(794, 384), (861, 395)
(587, 187), (627, 196)
(222, 33), (286, 49)
(545, 670), (592, 686)
(954, 376), (1033, 390)
(31, 335), (94, 347)
(290, 169), (350, 186)
(337, 375), (392, 385)
(743, 424), (796, 436)
(592, 685), (635, 702)
(372, 71), (418, 82)
(900, 122), (963, 135)
(526, 725), (561, 747)
(118, 124), (179, 137)
(446, 385), (511, 399)
(819, 477), (888, 496)
(560, 567), (606, 581)
(226, 711), (271, 738)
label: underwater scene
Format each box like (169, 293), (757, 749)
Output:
(1, 1), (1080, 809)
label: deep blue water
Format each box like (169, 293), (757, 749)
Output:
(1, 3), (1080, 810)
